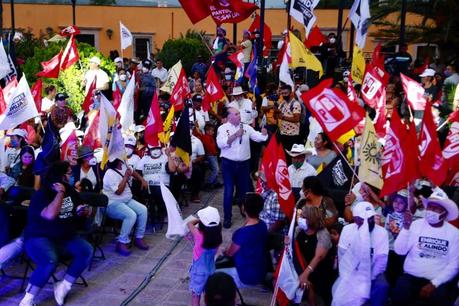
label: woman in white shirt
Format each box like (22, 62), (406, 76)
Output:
(103, 158), (149, 256)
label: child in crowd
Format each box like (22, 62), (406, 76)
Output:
(187, 206), (222, 306)
(196, 123), (222, 189)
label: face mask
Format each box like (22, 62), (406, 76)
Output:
(142, 67), (149, 73)
(299, 189), (305, 199)
(444, 70), (452, 77)
(10, 139), (19, 147)
(293, 161), (303, 169)
(425, 210), (443, 225)
(282, 95), (290, 101)
(151, 149), (162, 158)
(126, 147), (134, 157)
(88, 158), (97, 166)
(329, 38), (336, 44)
(225, 75), (232, 80)
(22, 158), (33, 166)
(343, 77), (349, 83)
(119, 74), (127, 81)
(298, 217), (308, 231)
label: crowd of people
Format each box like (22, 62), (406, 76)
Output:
(0, 26), (458, 306)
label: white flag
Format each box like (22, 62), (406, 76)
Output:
(119, 21), (133, 50)
(118, 73), (136, 132)
(0, 76), (38, 130)
(99, 93), (122, 167)
(160, 60), (182, 94)
(0, 39), (12, 79)
(279, 43), (294, 89)
(349, 0), (371, 49)
(160, 182), (187, 239)
(290, 0), (320, 36)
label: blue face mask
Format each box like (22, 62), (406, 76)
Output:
(10, 139), (19, 148)
(444, 70), (452, 77)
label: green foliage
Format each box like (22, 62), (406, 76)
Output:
(20, 39), (115, 114)
(156, 36), (211, 75)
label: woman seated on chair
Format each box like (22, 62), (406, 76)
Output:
(20, 161), (93, 306)
(7, 146), (39, 205)
(72, 145), (103, 193)
(217, 192), (268, 288)
(103, 157), (149, 256)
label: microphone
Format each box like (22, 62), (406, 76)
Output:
(239, 122), (243, 144)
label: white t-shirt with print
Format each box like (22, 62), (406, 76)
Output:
(136, 154), (170, 186)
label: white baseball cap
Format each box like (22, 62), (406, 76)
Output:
(352, 201), (376, 219)
(124, 135), (136, 146)
(89, 56), (101, 65)
(419, 68), (435, 77)
(7, 128), (27, 139)
(197, 206), (220, 227)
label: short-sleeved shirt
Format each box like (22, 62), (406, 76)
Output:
(84, 69), (110, 93)
(308, 150), (337, 169)
(24, 185), (81, 240)
(279, 99), (301, 135)
(241, 40), (253, 63)
(288, 162), (317, 188)
(103, 166), (132, 203)
(261, 95), (278, 126)
(136, 154), (170, 186)
(232, 221), (268, 285)
(191, 136), (205, 162)
(152, 67), (168, 83)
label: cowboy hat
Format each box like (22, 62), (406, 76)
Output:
(287, 144), (307, 157)
(230, 86), (246, 96)
(421, 188), (458, 221)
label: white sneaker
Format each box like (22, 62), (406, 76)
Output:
(18, 292), (35, 306)
(54, 280), (72, 305)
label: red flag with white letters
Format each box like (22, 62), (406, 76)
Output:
(442, 122), (459, 186)
(418, 106), (447, 186)
(178, 0), (211, 24)
(208, 0), (258, 25)
(301, 78), (365, 142)
(261, 135), (295, 220)
(202, 66), (225, 112)
(170, 68), (190, 112)
(400, 73), (427, 111)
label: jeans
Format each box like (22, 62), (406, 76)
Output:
(205, 155), (219, 185)
(221, 158), (251, 222)
(106, 199), (148, 244)
(370, 274), (389, 306)
(148, 185), (166, 223)
(391, 273), (457, 306)
(24, 236), (92, 288)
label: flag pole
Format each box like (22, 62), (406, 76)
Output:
(436, 119), (449, 131)
(333, 142), (359, 179)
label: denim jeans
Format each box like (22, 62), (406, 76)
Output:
(24, 236), (92, 288)
(221, 158), (251, 222)
(205, 155), (219, 185)
(370, 274), (389, 306)
(106, 199), (148, 243)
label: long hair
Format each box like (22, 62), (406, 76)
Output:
(198, 222), (222, 250)
(301, 206), (325, 231)
(19, 146), (35, 167)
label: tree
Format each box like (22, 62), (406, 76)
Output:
(371, 0), (459, 61)
(156, 32), (211, 75)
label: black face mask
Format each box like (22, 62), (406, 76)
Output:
(137, 135), (145, 144)
(282, 95), (290, 101)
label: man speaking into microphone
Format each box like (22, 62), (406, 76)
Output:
(217, 107), (268, 228)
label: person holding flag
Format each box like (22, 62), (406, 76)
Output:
(216, 107), (268, 228)
(82, 56), (109, 94)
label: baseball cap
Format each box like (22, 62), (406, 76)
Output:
(56, 93), (69, 101)
(89, 56), (101, 65)
(124, 135), (136, 146)
(197, 206), (220, 227)
(352, 201), (376, 219)
(7, 128), (27, 139)
(419, 68), (435, 77)
(192, 94), (203, 102)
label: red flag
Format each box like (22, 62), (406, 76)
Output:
(60, 25), (81, 37)
(347, 75), (358, 103)
(418, 106), (447, 186)
(3, 77), (18, 103)
(30, 78), (43, 113)
(178, 0), (211, 24)
(400, 73), (427, 111)
(380, 111), (410, 197)
(112, 86), (122, 111)
(145, 92), (164, 147)
(405, 120), (421, 183)
(248, 14), (272, 57)
(61, 130), (78, 161)
(274, 36), (287, 70)
(170, 68), (190, 111)
(304, 25), (327, 49)
(82, 110), (101, 149)
(372, 44), (386, 72)
(301, 79), (365, 142)
(443, 122), (459, 186)
(60, 36), (79, 70)
(82, 77), (97, 113)
(208, 0), (258, 24)
(36, 50), (63, 79)
(0, 87), (7, 115)
(261, 135), (295, 220)
(448, 109), (459, 123)
(202, 66), (225, 112)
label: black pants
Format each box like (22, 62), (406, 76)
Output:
(391, 273), (458, 306)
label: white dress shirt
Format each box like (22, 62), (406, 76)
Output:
(152, 67), (168, 83)
(217, 122), (267, 162)
(227, 98), (257, 125)
(288, 162), (317, 188)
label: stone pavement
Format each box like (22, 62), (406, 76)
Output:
(0, 187), (273, 306)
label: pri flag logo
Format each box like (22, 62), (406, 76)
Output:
(275, 159), (292, 201)
(382, 126), (404, 178)
(310, 89), (350, 131)
(361, 72), (382, 102)
(443, 122), (459, 160)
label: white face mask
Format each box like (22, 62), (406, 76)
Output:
(298, 217), (308, 231)
(125, 147), (134, 157)
(225, 75), (232, 80)
(329, 38), (336, 44)
(299, 189), (305, 199)
(151, 149), (162, 158)
(119, 74), (127, 81)
(88, 158), (97, 166)
(425, 210), (443, 225)
(142, 67), (149, 73)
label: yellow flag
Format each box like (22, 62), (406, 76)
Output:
(160, 61), (182, 94)
(351, 45), (366, 84)
(158, 105), (175, 144)
(288, 32), (323, 77)
(358, 115), (383, 189)
(337, 129), (356, 145)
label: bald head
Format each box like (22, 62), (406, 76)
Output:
(227, 107), (241, 126)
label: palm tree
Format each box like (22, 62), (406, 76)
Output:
(371, 0), (459, 61)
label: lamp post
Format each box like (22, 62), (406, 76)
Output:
(71, 0), (76, 25)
